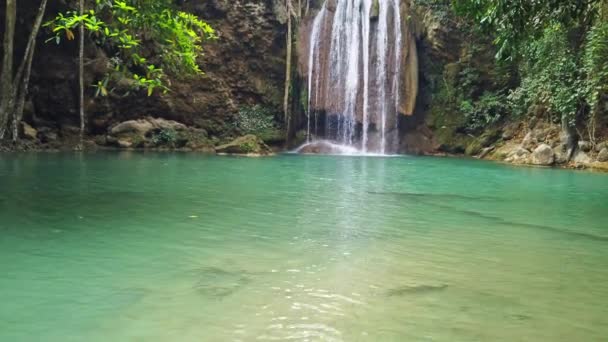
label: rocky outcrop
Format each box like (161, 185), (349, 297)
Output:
(505, 147), (531, 164)
(109, 118), (187, 136)
(215, 135), (272, 155)
(598, 148), (608, 162)
(6, 0), (287, 146)
(102, 117), (213, 150)
(296, 140), (359, 155)
(531, 144), (555, 166)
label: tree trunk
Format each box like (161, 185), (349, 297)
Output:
(0, 0), (17, 140)
(78, 0), (86, 149)
(283, 0), (293, 142)
(12, 0), (49, 142)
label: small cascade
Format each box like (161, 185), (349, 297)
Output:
(304, 0), (411, 155)
(306, 4), (327, 142)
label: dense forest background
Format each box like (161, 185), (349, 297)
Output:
(1, 0), (607, 166)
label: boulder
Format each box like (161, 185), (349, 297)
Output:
(553, 144), (569, 164)
(521, 132), (536, 151)
(215, 135), (272, 155)
(20, 122), (37, 140)
(597, 148), (608, 162)
(531, 144), (555, 166)
(117, 139), (133, 148)
(578, 140), (592, 152)
(573, 151), (592, 165)
(501, 123), (519, 140)
(297, 140), (359, 155)
(505, 147), (531, 164)
(38, 128), (58, 143)
(110, 117), (187, 136)
(478, 146), (495, 159)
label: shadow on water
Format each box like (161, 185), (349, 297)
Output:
(190, 267), (254, 299)
(386, 284), (449, 297)
(434, 203), (608, 243)
(367, 191), (608, 243)
(367, 191), (497, 201)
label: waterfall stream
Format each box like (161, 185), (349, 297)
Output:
(305, 0), (404, 154)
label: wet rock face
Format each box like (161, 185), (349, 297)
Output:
(11, 0), (287, 140)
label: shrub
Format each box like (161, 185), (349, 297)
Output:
(461, 92), (510, 133)
(150, 128), (177, 146)
(235, 105), (277, 134)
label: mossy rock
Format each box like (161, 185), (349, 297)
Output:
(215, 134), (272, 155)
(256, 128), (286, 146)
(465, 129), (501, 156)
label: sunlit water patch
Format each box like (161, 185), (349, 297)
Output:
(1, 152), (607, 341)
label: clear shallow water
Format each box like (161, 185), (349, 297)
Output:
(1, 152), (607, 341)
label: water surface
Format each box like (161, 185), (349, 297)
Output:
(1, 153), (607, 341)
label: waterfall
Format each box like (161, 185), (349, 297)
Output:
(305, 0), (406, 154)
(376, 0), (389, 154)
(307, 4), (327, 142)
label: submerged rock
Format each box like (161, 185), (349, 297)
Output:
(531, 144), (555, 166)
(215, 135), (272, 155)
(386, 284), (448, 296)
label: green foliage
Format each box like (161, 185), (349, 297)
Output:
(452, 0), (607, 135)
(451, 0), (597, 60)
(44, 0), (215, 96)
(460, 92), (509, 132)
(583, 21), (608, 113)
(150, 128), (177, 145)
(236, 105), (277, 134)
(239, 140), (258, 153)
(506, 25), (584, 127)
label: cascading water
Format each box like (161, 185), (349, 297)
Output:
(304, 0), (405, 155)
(307, 4), (327, 143)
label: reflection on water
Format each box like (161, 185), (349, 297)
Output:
(0, 153), (607, 341)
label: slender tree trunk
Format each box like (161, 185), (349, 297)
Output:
(283, 0), (293, 142)
(0, 0), (17, 140)
(78, 0), (86, 149)
(12, 0), (48, 142)
(297, 0), (302, 18)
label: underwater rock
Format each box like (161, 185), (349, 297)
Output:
(386, 284), (448, 296)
